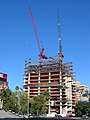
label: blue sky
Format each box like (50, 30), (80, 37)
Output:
(0, 0), (90, 91)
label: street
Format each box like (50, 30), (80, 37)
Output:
(0, 109), (82, 120)
(0, 109), (21, 119)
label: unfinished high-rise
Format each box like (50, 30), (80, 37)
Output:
(24, 57), (76, 116)
(23, 8), (76, 116)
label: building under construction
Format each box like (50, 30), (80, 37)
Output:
(23, 7), (76, 116)
(24, 57), (76, 116)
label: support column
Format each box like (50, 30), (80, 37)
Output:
(38, 72), (40, 95)
(48, 72), (51, 115)
(60, 71), (62, 114)
(27, 69), (30, 117)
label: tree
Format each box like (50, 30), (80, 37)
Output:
(1, 86), (28, 114)
(30, 90), (49, 116)
(74, 101), (90, 117)
(11, 87), (28, 114)
(0, 81), (3, 85)
(17, 89), (28, 114)
(1, 88), (12, 110)
(0, 81), (3, 99)
(9, 91), (19, 113)
(15, 86), (19, 91)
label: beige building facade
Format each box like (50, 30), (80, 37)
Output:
(75, 81), (89, 102)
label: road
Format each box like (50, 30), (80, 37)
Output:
(0, 109), (21, 119)
(0, 110), (82, 120)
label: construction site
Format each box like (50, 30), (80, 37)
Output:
(23, 7), (76, 116)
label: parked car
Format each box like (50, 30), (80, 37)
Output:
(82, 115), (89, 119)
(55, 114), (62, 117)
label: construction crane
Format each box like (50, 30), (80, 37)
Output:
(28, 6), (48, 59)
(57, 9), (64, 59)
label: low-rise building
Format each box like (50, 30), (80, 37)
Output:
(0, 72), (8, 109)
(75, 81), (89, 102)
(0, 72), (8, 91)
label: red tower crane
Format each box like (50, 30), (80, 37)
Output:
(28, 6), (48, 59)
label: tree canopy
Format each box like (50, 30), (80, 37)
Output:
(74, 101), (90, 117)
(1, 87), (49, 116)
(30, 90), (49, 116)
(1, 87), (28, 114)
(1, 88), (12, 110)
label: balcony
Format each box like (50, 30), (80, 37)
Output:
(72, 92), (76, 95)
(50, 87), (59, 90)
(51, 94), (60, 97)
(62, 93), (67, 97)
(51, 73), (59, 76)
(50, 91), (60, 94)
(23, 82), (28, 86)
(40, 74), (49, 77)
(72, 104), (76, 107)
(28, 84), (38, 87)
(40, 79), (49, 81)
(72, 97), (76, 101)
(30, 82), (38, 84)
(51, 78), (59, 80)
(40, 88), (48, 90)
(30, 79), (38, 81)
(30, 88), (38, 90)
(40, 82), (48, 85)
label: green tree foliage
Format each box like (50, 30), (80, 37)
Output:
(30, 90), (49, 116)
(9, 91), (19, 113)
(0, 81), (3, 85)
(1, 88), (12, 110)
(74, 101), (90, 117)
(1, 87), (49, 116)
(15, 86), (19, 91)
(0, 81), (3, 98)
(1, 86), (28, 114)
(17, 89), (28, 114)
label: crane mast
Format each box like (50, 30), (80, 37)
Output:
(57, 9), (64, 59)
(28, 6), (48, 59)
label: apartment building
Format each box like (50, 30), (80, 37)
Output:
(79, 85), (89, 101)
(75, 81), (89, 102)
(24, 58), (75, 116)
(0, 72), (8, 109)
(0, 72), (8, 91)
